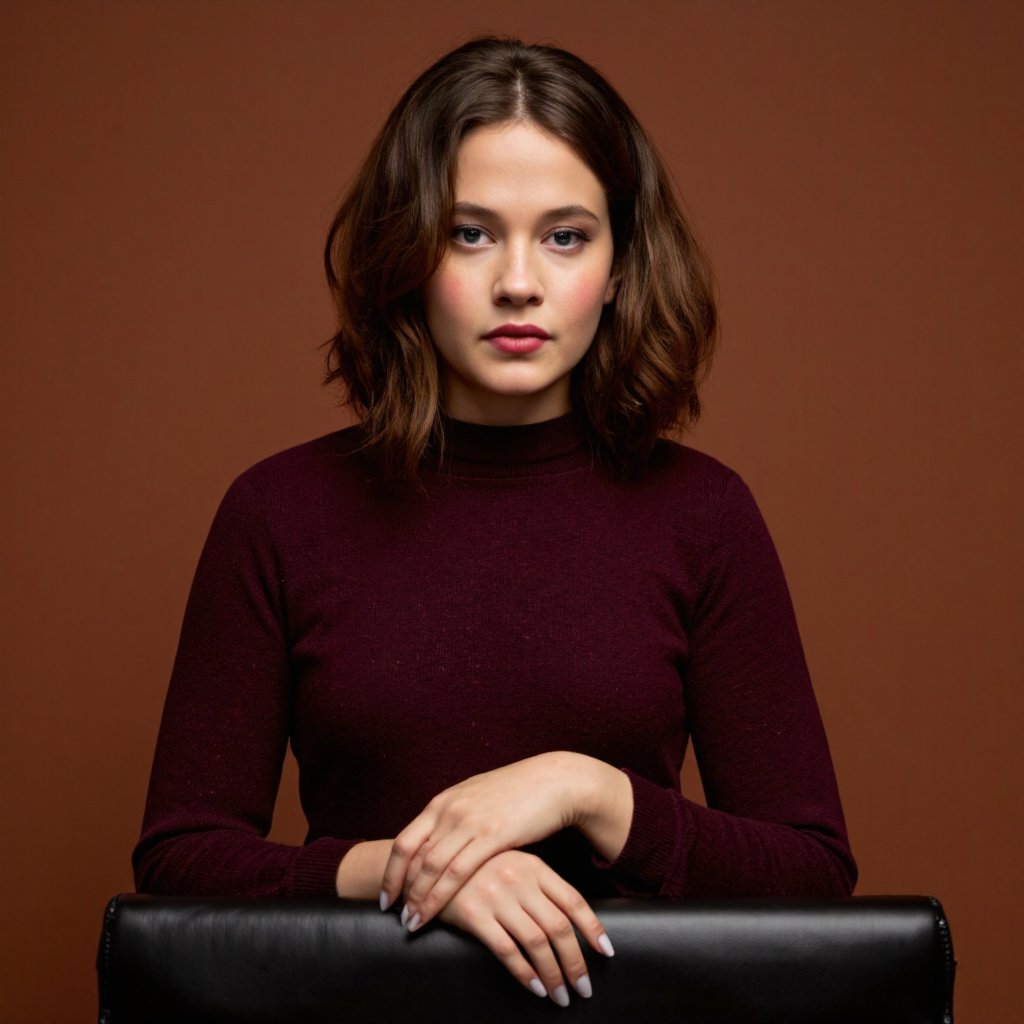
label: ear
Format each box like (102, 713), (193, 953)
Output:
(603, 267), (620, 304)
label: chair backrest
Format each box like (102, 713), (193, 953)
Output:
(97, 894), (955, 1023)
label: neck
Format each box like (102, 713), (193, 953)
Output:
(442, 382), (572, 427)
(426, 407), (591, 479)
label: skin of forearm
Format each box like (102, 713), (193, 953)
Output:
(335, 839), (394, 899)
(567, 752), (633, 863)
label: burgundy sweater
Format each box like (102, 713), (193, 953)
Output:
(133, 411), (856, 900)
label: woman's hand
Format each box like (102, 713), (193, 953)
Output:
(380, 751), (595, 927)
(434, 849), (614, 1007)
(382, 752), (633, 929)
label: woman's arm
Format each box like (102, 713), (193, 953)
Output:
(335, 839), (393, 900)
(584, 471), (857, 899)
(133, 473), (361, 897)
(336, 836), (613, 1008)
(394, 470), (856, 922)
(134, 469), (629, 906)
(384, 752), (633, 926)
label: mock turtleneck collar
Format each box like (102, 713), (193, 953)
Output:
(431, 408), (592, 478)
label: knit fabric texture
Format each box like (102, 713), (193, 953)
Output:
(133, 410), (856, 899)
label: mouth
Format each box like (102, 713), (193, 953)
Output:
(483, 323), (551, 355)
(483, 323), (551, 340)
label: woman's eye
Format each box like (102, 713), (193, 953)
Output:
(452, 226), (486, 245)
(450, 226), (587, 249)
(548, 228), (587, 249)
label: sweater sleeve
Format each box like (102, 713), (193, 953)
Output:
(132, 473), (360, 897)
(592, 471), (857, 898)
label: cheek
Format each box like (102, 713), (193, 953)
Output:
(426, 271), (471, 330)
(562, 271), (614, 323)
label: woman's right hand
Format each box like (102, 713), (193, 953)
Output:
(433, 849), (614, 1007)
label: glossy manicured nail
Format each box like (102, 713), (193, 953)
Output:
(379, 890), (390, 912)
(407, 912), (422, 932)
(598, 932), (615, 957)
(529, 979), (547, 998)
(551, 984), (570, 1007)
(400, 904), (410, 926)
(574, 973), (593, 998)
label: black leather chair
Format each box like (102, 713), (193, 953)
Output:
(98, 894), (955, 1023)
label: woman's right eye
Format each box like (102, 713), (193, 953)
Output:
(452, 226), (486, 246)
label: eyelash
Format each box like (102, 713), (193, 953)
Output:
(450, 225), (590, 250)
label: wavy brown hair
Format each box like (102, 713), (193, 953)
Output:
(322, 35), (717, 482)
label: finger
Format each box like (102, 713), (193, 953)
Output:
(523, 898), (592, 1001)
(400, 853), (427, 922)
(498, 904), (571, 1007)
(404, 825), (488, 905)
(405, 842), (429, 886)
(539, 872), (614, 959)
(459, 904), (552, 1003)
(380, 817), (435, 911)
(405, 834), (485, 927)
(404, 839), (457, 918)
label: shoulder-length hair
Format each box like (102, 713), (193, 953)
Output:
(322, 35), (717, 482)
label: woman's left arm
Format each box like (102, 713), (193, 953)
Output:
(389, 470), (856, 923)
(379, 751), (630, 924)
(582, 470), (857, 901)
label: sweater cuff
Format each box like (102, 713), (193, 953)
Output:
(589, 767), (685, 896)
(284, 837), (361, 896)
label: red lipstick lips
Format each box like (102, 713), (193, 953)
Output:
(483, 323), (551, 339)
(483, 323), (551, 354)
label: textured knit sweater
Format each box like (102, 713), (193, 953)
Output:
(133, 410), (856, 900)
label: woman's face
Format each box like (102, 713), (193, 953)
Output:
(423, 120), (618, 425)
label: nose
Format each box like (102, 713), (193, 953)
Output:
(493, 239), (543, 306)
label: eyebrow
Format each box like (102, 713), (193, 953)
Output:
(451, 201), (602, 224)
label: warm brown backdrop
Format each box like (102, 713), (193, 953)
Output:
(2, 1), (1021, 1020)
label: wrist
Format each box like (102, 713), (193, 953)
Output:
(567, 754), (633, 863)
(543, 751), (604, 830)
(335, 839), (394, 900)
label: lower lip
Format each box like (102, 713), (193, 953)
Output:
(487, 335), (547, 354)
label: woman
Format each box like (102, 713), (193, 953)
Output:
(133, 36), (856, 1009)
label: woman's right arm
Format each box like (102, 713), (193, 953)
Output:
(334, 840), (394, 900)
(133, 473), (361, 897)
(136, 473), (608, 1004)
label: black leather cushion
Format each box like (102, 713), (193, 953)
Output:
(97, 894), (955, 1023)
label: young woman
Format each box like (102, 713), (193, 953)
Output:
(133, 36), (856, 1009)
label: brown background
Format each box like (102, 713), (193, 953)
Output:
(2, 1), (1021, 1020)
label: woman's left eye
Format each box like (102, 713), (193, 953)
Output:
(548, 228), (587, 248)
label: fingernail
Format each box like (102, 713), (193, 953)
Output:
(407, 912), (422, 932)
(379, 890), (390, 912)
(598, 933), (615, 957)
(400, 905), (410, 927)
(574, 973), (593, 999)
(551, 984), (570, 1007)
(529, 979), (547, 998)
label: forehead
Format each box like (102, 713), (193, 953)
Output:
(453, 122), (607, 217)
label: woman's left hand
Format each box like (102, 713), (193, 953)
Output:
(381, 751), (595, 929)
